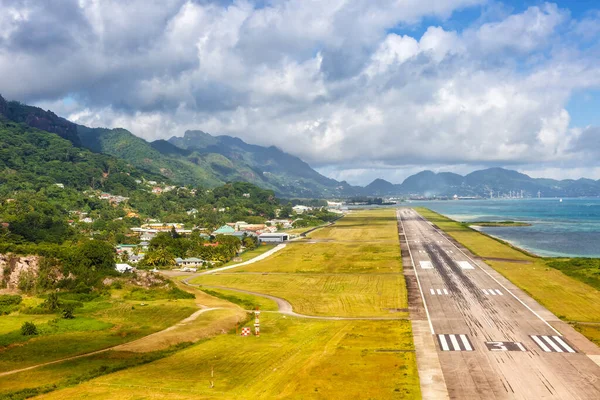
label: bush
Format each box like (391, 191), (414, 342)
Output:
(62, 304), (75, 319)
(20, 321), (38, 336)
(43, 292), (60, 311)
(0, 294), (22, 315)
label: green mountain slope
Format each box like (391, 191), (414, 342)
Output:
(0, 116), (161, 196)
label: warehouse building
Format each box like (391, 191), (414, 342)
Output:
(258, 233), (290, 243)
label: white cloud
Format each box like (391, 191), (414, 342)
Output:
(2, 0), (600, 185)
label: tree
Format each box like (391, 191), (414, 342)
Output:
(44, 292), (60, 311)
(70, 240), (116, 272)
(142, 247), (175, 267)
(242, 236), (257, 250)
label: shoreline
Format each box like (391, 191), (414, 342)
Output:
(438, 212), (600, 259)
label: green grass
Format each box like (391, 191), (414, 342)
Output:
(546, 258), (600, 291)
(197, 287), (279, 311)
(193, 274), (407, 317)
(33, 315), (420, 399)
(221, 244), (276, 267)
(0, 298), (196, 372)
(0, 345), (193, 400)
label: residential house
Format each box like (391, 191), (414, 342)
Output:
(293, 205), (311, 214)
(213, 225), (236, 235)
(175, 257), (205, 267)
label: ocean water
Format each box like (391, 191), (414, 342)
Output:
(407, 198), (600, 258)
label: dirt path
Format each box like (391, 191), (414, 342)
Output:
(188, 283), (408, 321)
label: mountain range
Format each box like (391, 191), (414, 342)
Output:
(2, 93), (600, 198)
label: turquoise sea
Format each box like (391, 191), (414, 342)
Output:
(406, 198), (600, 258)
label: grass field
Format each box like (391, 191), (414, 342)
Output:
(34, 315), (420, 400)
(194, 273), (406, 317)
(0, 298), (197, 373)
(415, 207), (600, 323)
(190, 209), (407, 318)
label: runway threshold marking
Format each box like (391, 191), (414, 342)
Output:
(437, 334), (473, 351)
(530, 335), (577, 353)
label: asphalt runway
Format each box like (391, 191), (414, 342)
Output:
(398, 208), (600, 399)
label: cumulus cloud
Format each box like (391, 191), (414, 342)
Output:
(1, 0), (600, 185)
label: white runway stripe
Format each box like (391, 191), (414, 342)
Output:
(489, 289), (496, 296)
(495, 289), (503, 296)
(542, 336), (563, 352)
(443, 289), (449, 295)
(430, 289), (435, 295)
(439, 334), (450, 351)
(482, 289), (489, 295)
(449, 335), (460, 350)
(437, 334), (473, 351)
(437, 289), (442, 295)
(553, 336), (576, 353)
(460, 335), (473, 351)
(420, 261), (433, 269)
(531, 335), (551, 352)
(530, 335), (577, 353)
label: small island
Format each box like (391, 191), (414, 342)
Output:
(467, 221), (532, 227)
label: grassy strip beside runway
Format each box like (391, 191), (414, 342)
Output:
(416, 207), (600, 324)
(33, 315), (419, 400)
(192, 273), (407, 317)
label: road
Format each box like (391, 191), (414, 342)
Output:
(398, 208), (600, 399)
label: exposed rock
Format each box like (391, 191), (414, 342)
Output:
(131, 270), (165, 287)
(0, 254), (40, 290)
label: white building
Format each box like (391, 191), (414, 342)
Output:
(259, 233), (290, 243)
(115, 263), (134, 273)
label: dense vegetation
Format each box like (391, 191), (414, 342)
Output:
(546, 259), (600, 291)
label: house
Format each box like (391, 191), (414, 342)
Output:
(54, 183), (64, 189)
(115, 263), (134, 273)
(81, 217), (94, 223)
(203, 242), (219, 247)
(140, 231), (157, 241)
(175, 257), (205, 267)
(293, 205), (311, 214)
(128, 255), (144, 264)
(186, 208), (198, 215)
(116, 244), (138, 255)
(213, 225), (236, 235)
(266, 219), (293, 229)
(259, 233), (290, 243)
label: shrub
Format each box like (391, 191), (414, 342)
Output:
(0, 294), (23, 315)
(62, 304), (75, 319)
(20, 321), (38, 336)
(43, 292), (60, 311)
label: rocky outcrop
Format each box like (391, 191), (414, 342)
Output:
(0, 94), (81, 147)
(0, 254), (40, 290)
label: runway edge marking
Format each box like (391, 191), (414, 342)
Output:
(398, 210), (435, 334)
(412, 209), (563, 336)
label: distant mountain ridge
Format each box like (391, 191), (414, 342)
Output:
(3, 94), (600, 198)
(366, 168), (600, 198)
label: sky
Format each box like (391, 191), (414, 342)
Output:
(1, 0), (600, 185)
